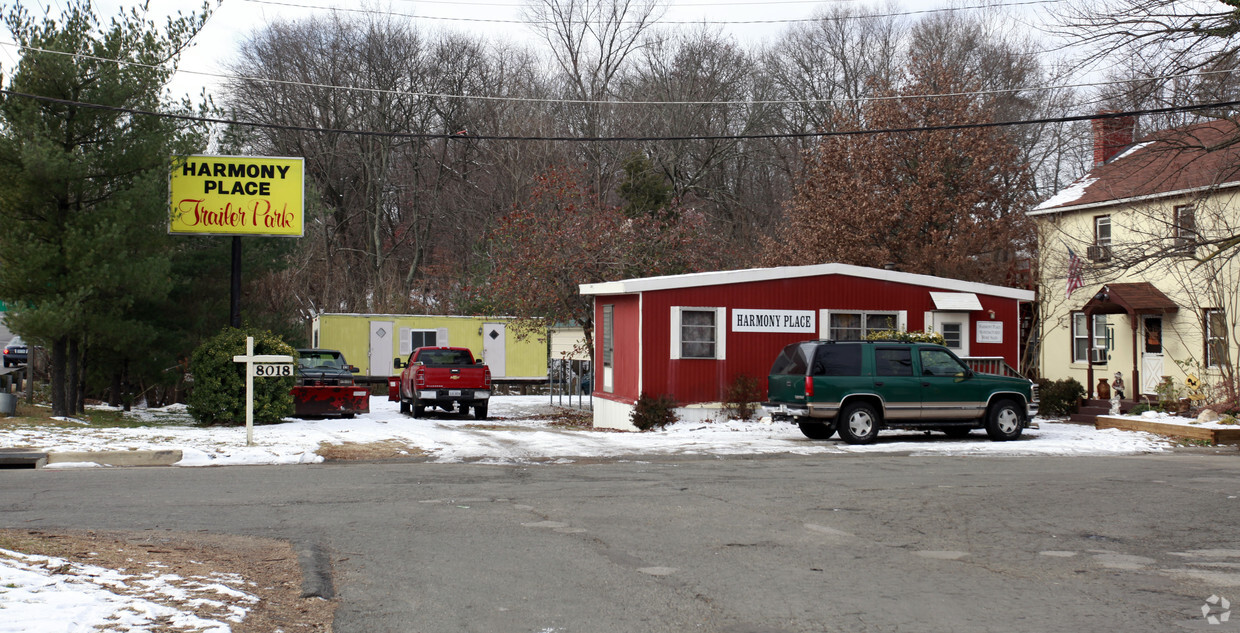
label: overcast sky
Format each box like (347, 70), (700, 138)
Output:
(2, 0), (1061, 101)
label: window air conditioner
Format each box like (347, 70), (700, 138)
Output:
(1086, 244), (1111, 261)
(1090, 348), (1108, 364)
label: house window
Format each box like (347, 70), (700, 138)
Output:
(1206, 309), (1228, 368)
(602, 305), (614, 392)
(1072, 312), (1108, 363)
(680, 309), (717, 359)
(940, 322), (963, 350)
(1096, 215), (1111, 246)
(1174, 204), (1197, 248)
(829, 311), (898, 341)
(1089, 215), (1112, 261)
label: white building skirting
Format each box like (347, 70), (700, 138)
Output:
(593, 397), (637, 431)
(594, 399), (750, 430)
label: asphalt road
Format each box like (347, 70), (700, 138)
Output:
(3, 453), (1239, 632)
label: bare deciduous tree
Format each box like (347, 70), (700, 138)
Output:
(766, 63), (1036, 286)
(523, 0), (666, 194)
(228, 13), (542, 315)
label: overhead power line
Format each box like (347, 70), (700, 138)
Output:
(387, 0), (981, 7)
(4, 38), (1237, 108)
(241, 0), (1065, 26)
(1, 87), (1236, 142)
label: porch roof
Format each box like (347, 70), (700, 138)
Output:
(1081, 282), (1179, 316)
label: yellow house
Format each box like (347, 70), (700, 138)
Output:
(1030, 117), (1240, 401)
(549, 324), (588, 362)
(310, 313), (548, 382)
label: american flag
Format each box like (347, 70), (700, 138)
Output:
(1065, 247), (1084, 299)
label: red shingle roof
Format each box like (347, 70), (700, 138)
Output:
(1031, 118), (1240, 214)
(1081, 282), (1179, 316)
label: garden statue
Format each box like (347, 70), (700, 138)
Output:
(1110, 372), (1124, 415)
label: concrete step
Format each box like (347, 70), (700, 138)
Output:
(1069, 399), (1140, 425)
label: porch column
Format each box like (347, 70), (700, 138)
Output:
(1086, 312), (1095, 398)
(1130, 315), (1139, 400)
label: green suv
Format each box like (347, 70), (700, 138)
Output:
(766, 340), (1038, 444)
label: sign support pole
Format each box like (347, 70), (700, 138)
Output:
(244, 336), (254, 445)
(233, 336), (294, 446)
(230, 236), (242, 328)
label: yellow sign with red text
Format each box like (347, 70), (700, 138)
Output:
(169, 155), (304, 237)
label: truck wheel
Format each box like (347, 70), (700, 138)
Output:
(474, 404), (488, 420)
(837, 402), (880, 445)
(796, 418), (836, 440)
(985, 399), (1023, 441)
(412, 403), (425, 417)
(399, 399), (410, 414)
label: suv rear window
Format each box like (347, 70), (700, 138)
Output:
(769, 343), (811, 376)
(811, 344), (862, 376)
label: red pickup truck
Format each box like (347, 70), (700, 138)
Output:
(391, 346), (492, 419)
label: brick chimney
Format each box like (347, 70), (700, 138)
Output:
(1092, 113), (1136, 166)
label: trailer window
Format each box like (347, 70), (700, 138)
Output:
(602, 305), (614, 393)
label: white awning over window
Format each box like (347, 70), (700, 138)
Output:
(930, 292), (983, 311)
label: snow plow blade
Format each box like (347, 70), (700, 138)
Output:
(291, 386), (371, 417)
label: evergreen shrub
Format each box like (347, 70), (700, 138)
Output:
(865, 329), (947, 345)
(1035, 377), (1086, 417)
(187, 328), (296, 426)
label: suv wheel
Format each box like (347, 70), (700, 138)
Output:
(796, 418), (837, 440)
(838, 402), (880, 444)
(985, 399), (1024, 441)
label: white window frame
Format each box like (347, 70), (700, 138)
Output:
(670, 306), (727, 360)
(940, 322), (964, 350)
(399, 328), (440, 356)
(1174, 204), (1197, 247)
(1095, 215), (1112, 247)
(1205, 308), (1228, 369)
(1072, 312), (1108, 363)
(819, 310), (904, 341)
(602, 305), (614, 392)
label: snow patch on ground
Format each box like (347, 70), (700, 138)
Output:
(0, 548), (257, 633)
(0, 395), (1172, 468)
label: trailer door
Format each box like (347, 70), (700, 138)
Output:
(369, 320), (395, 377)
(482, 322), (507, 378)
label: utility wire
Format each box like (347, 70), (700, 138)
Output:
(241, 0), (1064, 26)
(1, 86), (1236, 142)
(386, 0), (967, 7)
(3, 38), (1235, 107)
